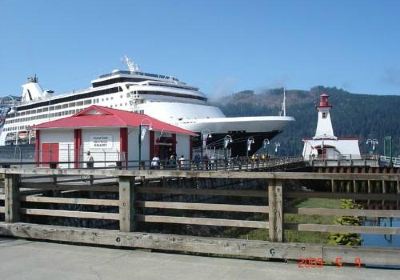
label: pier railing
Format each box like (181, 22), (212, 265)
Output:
(1, 156), (305, 172)
(0, 168), (399, 266)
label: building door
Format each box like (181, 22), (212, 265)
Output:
(42, 143), (59, 167)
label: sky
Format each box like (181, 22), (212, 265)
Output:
(1, 0), (400, 97)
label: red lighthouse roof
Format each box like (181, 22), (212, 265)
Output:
(318, 93), (332, 108)
(34, 105), (197, 136)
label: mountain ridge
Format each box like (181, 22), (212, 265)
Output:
(213, 86), (400, 156)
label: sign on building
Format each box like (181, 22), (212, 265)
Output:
(90, 135), (113, 149)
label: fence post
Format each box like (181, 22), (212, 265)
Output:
(268, 179), (283, 242)
(5, 174), (20, 223)
(119, 176), (136, 232)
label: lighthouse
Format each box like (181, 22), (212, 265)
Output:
(314, 94), (336, 140)
(302, 93), (361, 160)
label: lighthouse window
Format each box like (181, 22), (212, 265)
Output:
(322, 112), (327, 119)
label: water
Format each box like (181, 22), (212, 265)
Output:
(362, 218), (400, 248)
(362, 218), (400, 268)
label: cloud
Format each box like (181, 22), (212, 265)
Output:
(267, 74), (290, 89)
(340, 80), (352, 91)
(209, 76), (238, 100)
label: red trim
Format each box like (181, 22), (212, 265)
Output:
(120, 127), (128, 167)
(74, 129), (82, 168)
(149, 131), (155, 159)
(35, 130), (40, 166)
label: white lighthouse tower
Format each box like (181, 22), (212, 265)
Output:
(314, 93), (336, 140)
(302, 93), (361, 160)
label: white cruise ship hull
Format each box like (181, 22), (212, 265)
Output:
(0, 61), (295, 157)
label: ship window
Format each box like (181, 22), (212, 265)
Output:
(76, 101), (83, 106)
(111, 97), (114, 100)
(84, 99), (92, 105)
(69, 102), (75, 107)
(37, 109), (42, 113)
(322, 112), (327, 119)
(62, 104), (68, 109)
(43, 107), (48, 112)
(20, 112), (25, 116)
(49, 106), (54, 111)
(55, 105), (62, 110)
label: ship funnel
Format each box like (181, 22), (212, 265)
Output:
(21, 75), (49, 103)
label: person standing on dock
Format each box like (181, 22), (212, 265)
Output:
(86, 151), (94, 169)
(151, 155), (160, 169)
(178, 155), (185, 169)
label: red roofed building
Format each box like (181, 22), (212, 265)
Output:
(34, 105), (196, 168)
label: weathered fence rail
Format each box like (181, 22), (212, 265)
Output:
(0, 167), (399, 266)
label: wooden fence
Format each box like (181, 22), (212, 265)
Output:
(0, 167), (399, 266)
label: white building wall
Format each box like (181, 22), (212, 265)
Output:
(303, 139), (361, 160)
(82, 128), (120, 168)
(40, 129), (74, 168)
(127, 127), (150, 164)
(176, 134), (190, 160)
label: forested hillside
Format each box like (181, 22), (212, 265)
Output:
(213, 86), (400, 156)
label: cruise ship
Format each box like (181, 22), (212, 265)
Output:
(0, 57), (294, 156)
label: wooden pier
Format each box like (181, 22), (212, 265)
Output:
(0, 167), (399, 266)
